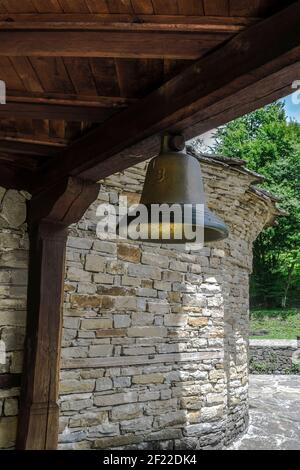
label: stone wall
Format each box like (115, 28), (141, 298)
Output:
(0, 188), (29, 448)
(250, 339), (300, 374)
(0, 153), (279, 449)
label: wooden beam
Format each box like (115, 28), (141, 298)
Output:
(16, 177), (99, 450)
(7, 91), (133, 108)
(0, 29), (231, 59)
(0, 152), (40, 170)
(29, 1), (300, 192)
(0, 14), (258, 31)
(0, 102), (120, 121)
(0, 162), (34, 191)
(0, 139), (63, 157)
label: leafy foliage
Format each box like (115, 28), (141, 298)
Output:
(210, 102), (300, 308)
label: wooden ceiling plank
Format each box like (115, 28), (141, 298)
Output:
(31, 0), (63, 12)
(29, 0), (300, 190)
(106, 0), (133, 13)
(7, 90), (133, 107)
(203, 0), (229, 15)
(9, 57), (44, 93)
(115, 59), (164, 98)
(84, 0), (109, 12)
(29, 57), (75, 93)
(0, 57), (26, 92)
(63, 58), (98, 95)
(90, 58), (121, 96)
(152, 0), (179, 14)
(1, 0), (37, 12)
(0, 30), (233, 59)
(58, 0), (90, 12)
(177, 0), (205, 15)
(130, 0), (154, 14)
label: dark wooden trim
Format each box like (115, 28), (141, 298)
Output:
(0, 162), (34, 191)
(0, 14), (257, 31)
(30, 1), (300, 192)
(0, 102), (119, 122)
(0, 29), (231, 59)
(0, 139), (64, 157)
(0, 373), (21, 389)
(16, 177), (99, 450)
(8, 92), (133, 108)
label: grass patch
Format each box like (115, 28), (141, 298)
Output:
(250, 308), (300, 339)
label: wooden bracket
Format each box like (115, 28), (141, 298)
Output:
(16, 177), (99, 450)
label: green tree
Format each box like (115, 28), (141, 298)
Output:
(210, 102), (300, 308)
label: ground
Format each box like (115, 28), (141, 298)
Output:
(250, 308), (300, 339)
(229, 375), (300, 450)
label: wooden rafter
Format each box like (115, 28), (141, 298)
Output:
(0, 14), (257, 31)
(0, 102), (120, 121)
(0, 29), (231, 60)
(28, 1), (300, 193)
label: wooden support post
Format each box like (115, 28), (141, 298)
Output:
(16, 177), (99, 450)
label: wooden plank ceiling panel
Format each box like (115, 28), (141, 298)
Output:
(0, 57), (26, 91)
(58, 0), (90, 13)
(89, 58), (120, 96)
(152, 0), (179, 15)
(177, 0), (205, 15)
(130, 0), (154, 14)
(29, 57), (75, 93)
(63, 58), (98, 95)
(31, 0), (63, 12)
(115, 59), (164, 98)
(0, 0), (37, 12)
(106, 0), (133, 13)
(84, 0), (109, 12)
(203, 0), (229, 16)
(9, 57), (44, 93)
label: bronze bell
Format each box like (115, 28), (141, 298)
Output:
(124, 135), (229, 244)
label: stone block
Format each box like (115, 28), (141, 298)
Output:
(60, 379), (95, 394)
(93, 240), (117, 255)
(95, 377), (113, 391)
(85, 255), (106, 272)
(89, 345), (114, 357)
(110, 403), (143, 421)
(117, 244), (141, 263)
(120, 416), (153, 433)
(142, 253), (169, 268)
(4, 398), (18, 416)
(127, 326), (167, 338)
(81, 318), (113, 330)
(0, 417), (17, 448)
(94, 392), (138, 407)
(132, 373), (164, 385)
(154, 411), (186, 428)
(0, 190), (26, 228)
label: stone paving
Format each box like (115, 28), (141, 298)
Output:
(229, 375), (300, 450)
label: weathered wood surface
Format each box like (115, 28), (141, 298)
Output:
(16, 177), (99, 450)
(29, 1), (300, 192)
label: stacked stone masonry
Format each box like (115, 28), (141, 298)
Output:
(250, 340), (300, 374)
(0, 154), (280, 449)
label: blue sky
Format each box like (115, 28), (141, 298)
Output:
(282, 93), (300, 122)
